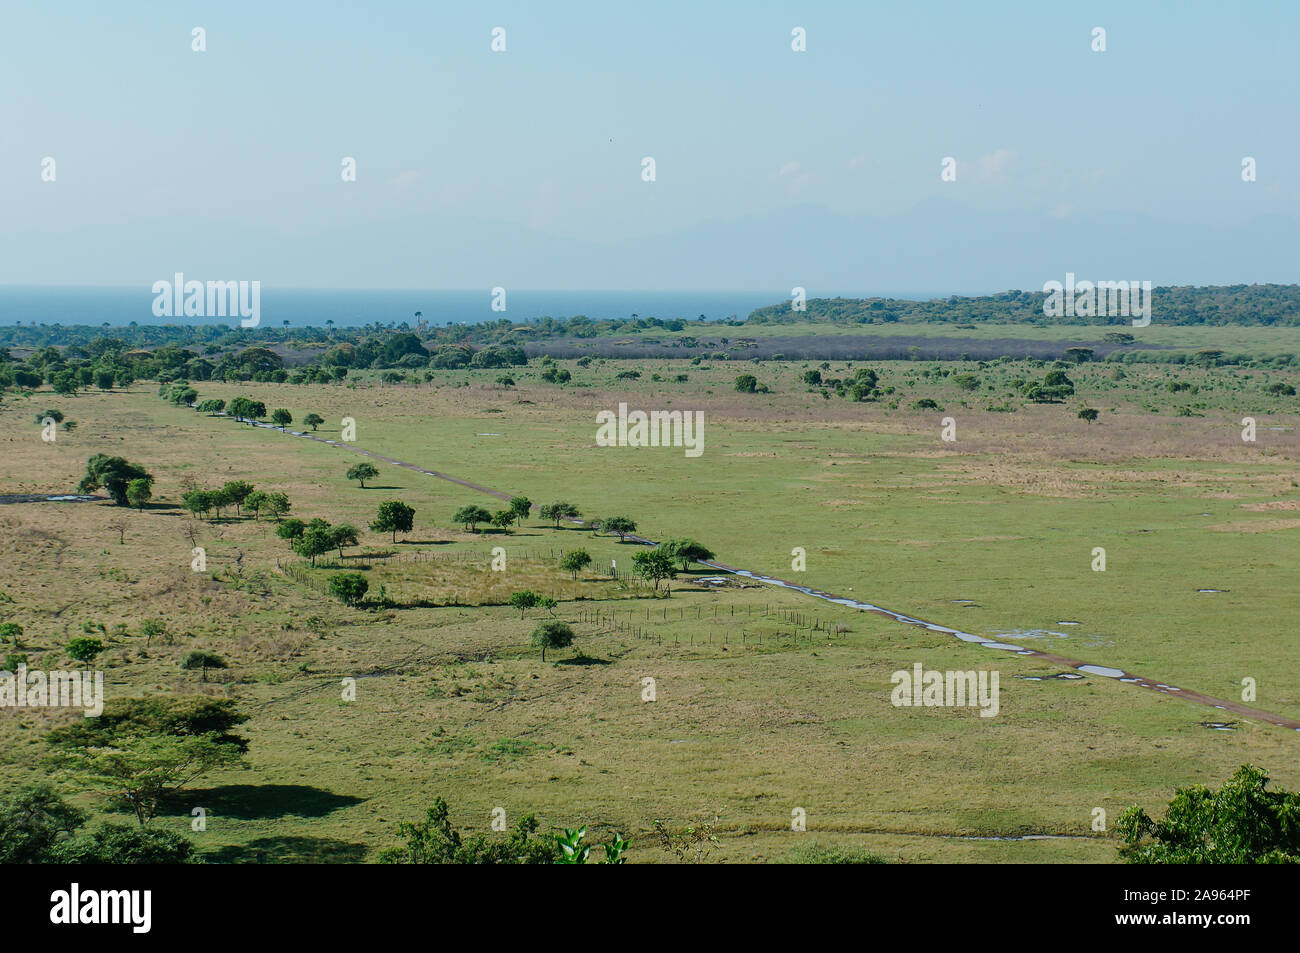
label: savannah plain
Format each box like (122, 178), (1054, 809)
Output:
(2, 338), (1298, 863)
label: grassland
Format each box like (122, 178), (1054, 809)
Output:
(2, 349), (1298, 863)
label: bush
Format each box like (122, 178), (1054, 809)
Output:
(328, 572), (370, 607)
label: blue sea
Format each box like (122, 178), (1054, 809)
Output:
(0, 286), (796, 329)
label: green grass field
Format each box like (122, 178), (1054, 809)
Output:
(2, 351), (1298, 863)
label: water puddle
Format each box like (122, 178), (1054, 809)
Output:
(1201, 722), (1237, 731)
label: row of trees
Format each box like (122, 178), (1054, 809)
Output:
(182, 481), (290, 521)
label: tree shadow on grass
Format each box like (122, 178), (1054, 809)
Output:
(161, 784), (365, 821)
(203, 836), (369, 864)
(554, 653), (611, 666)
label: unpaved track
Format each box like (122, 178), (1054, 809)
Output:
(235, 415), (1300, 732)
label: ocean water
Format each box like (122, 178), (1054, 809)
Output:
(0, 286), (790, 329)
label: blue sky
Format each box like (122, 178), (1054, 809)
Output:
(3, 1), (1298, 292)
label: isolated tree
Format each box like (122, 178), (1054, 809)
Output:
(78, 455), (153, 506)
(509, 590), (540, 618)
(372, 500), (416, 542)
(125, 478), (152, 512)
(222, 480), (254, 516)
(531, 620), (574, 662)
(600, 516), (637, 541)
(330, 523), (360, 559)
(270, 408), (292, 427)
(559, 549), (592, 580)
(180, 650), (227, 683)
(66, 637), (104, 666)
(539, 501), (580, 528)
(140, 618), (166, 647)
(303, 413), (325, 431)
(734, 374), (758, 393)
(1117, 765), (1300, 863)
(1077, 407), (1100, 423)
(453, 505), (493, 533)
(661, 538), (715, 571)
(35, 408), (64, 424)
(45, 697), (248, 826)
(632, 549), (678, 594)
(328, 572), (369, 607)
(509, 496), (532, 527)
(347, 463), (380, 488)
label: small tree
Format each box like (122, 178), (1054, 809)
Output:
(539, 501), (580, 528)
(244, 490), (269, 519)
(328, 572), (369, 607)
(531, 620), (574, 662)
(453, 505), (493, 533)
(294, 524), (334, 566)
(600, 516), (637, 541)
(180, 651), (227, 683)
(491, 510), (515, 532)
(1077, 407), (1099, 423)
(734, 374), (758, 393)
(270, 408), (293, 427)
(222, 481), (254, 516)
(265, 491), (291, 521)
(372, 501), (416, 542)
(125, 478), (152, 512)
(661, 538), (715, 571)
(67, 637), (104, 666)
(78, 455), (153, 506)
(509, 590), (540, 618)
(347, 463), (380, 488)
(559, 549), (592, 580)
(276, 518), (306, 547)
(330, 523), (360, 560)
(140, 618), (166, 647)
(303, 413), (325, 431)
(632, 549), (678, 594)
(509, 496), (532, 527)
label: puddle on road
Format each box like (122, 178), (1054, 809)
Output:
(1015, 672), (1086, 682)
(1201, 722), (1238, 731)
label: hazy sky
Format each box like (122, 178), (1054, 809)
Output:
(4, 1), (1298, 292)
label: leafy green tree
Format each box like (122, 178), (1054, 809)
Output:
(66, 637), (104, 665)
(180, 650), (227, 682)
(539, 501), (580, 528)
(734, 374), (758, 393)
(181, 488), (213, 520)
(559, 549), (592, 580)
(46, 698), (249, 826)
(1116, 764), (1300, 863)
(491, 510), (515, 532)
(276, 518), (306, 546)
(509, 590), (540, 617)
(509, 496), (532, 526)
(328, 572), (369, 607)
(35, 408), (64, 424)
(0, 784), (86, 864)
(126, 478), (152, 511)
(77, 454), (153, 506)
(330, 523), (360, 559)
(378, 797), (558, 864)
(531, 620), (574, 661)
(294, 523), (334, 566)
(196, 398), (225, 415)
(372, 501), (416, 541)
(632, 549), (678, 594)
(270, 408), (292, 427)
(265, 491), (291, 521)
(453, 505), (493, 533)
(1077, 407), (1100, 423)
(244, 490), (268, 519)
(661, 538), (715, 571)
(55, 823), (202, 864)
(303, 413), (325, 431)
(221, 480), (254, 515)
(600, 516), (637, 541)
(347, 463), (380, 488)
